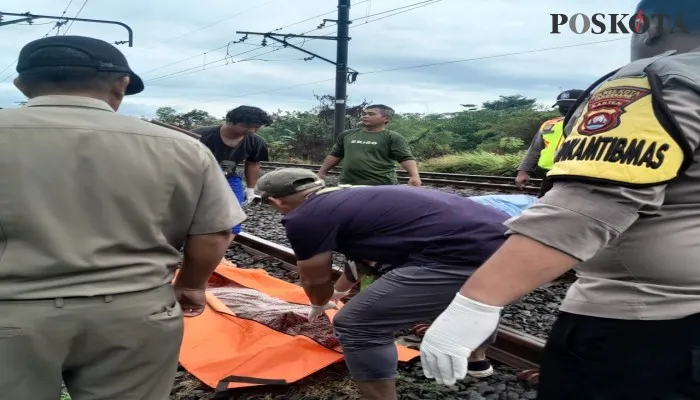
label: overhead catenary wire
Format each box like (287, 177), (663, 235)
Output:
(138, 2), (370, 76)
(0, 0), (76, 82)
(146, 0), (279, 48)
(144, 0), (441, 83)
(61, 0), (89, 35)
(194, 37), (628, 104)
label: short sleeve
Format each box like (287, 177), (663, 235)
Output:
(283, 214), (339, 261)
(188, 146), (246, 234)
(389, 132), (415, 162)
(329, 132), (346, 158)
(246, 136), (270, 162)
(506, 68), (700, 261)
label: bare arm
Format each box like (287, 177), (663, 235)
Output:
(460, 234), (578, 306)
(244, 161), (261, 187)
(402, 159), (419, 176)
(174, 231), (233, 289)
(318, 155), (341, 177)
(298, 251), (335, 306)
(335, 269), (362, 292)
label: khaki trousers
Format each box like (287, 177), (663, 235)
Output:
(0, 284), (184, 400)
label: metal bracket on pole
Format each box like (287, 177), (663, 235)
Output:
(0, 11), (134, 46)
(235, 0), (353, 138)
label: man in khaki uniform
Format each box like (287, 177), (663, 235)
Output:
(0, 36), (244, 400)
(420, 1), (700, 399)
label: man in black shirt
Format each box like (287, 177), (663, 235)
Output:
(193, 105), (272, 233)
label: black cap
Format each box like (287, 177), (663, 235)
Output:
(552, 89), (585, 108)
(16, 35), (144, 95)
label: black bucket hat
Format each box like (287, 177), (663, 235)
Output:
(16, 35), (144, 95)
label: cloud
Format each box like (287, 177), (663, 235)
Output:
(0, 0), (642, 117)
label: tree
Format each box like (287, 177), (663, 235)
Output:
(154, 107), (221, 130)
(481, 95), (537, 111)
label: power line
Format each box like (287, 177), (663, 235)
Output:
(193, 38), (627, 104)
(146, 0), (278, 48)
(62, 0), (89, 35)
(140, 0), (371, 77)
(0, 0), (75, 82)
(144, 0), (441, 83)
(360, 38), (628, 75)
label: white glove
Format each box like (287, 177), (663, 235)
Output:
(243, 188), (259, 206)
(420, 293), (502, 386)
(330, 289), (350, 302)
(307, 302), (338, 323)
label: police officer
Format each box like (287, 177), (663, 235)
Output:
(254, 168), (509, 400)
(515, 89), (584, 196)
(0, 36), (244, 399)
(420, 1), (700, 399)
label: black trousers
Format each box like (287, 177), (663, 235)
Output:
(537, 311), (700, 400)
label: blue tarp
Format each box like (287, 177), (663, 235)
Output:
(471, 194), (538, 217)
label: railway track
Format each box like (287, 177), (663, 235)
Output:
(261, 161), (543, 195)
(232, 231), (545, 372)
(146, 121), (543, 196)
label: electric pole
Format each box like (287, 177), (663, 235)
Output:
(334, 0), (351, 138)
(236, 0), (357, 138)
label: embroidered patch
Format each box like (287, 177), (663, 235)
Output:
(578, 86), (650, 136)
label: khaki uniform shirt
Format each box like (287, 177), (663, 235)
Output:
(506, 48), (700, 320)
(0, 95), (245, 300)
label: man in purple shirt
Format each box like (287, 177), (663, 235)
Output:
(255, 168), (509, 400)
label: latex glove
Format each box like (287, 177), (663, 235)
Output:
(243, 188), (260, 206)
(420, 293), (502, 386)
(308, 302), (338, 323)
(330, 289), (350, 302)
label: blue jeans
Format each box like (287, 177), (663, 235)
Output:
(227, 175), (245, 234)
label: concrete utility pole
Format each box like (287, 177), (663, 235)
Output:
(236, 0), (357, 138)
(0, 11), (134, 46)
(334, 0), (351, 138)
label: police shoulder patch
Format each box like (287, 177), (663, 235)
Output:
(547, 75), (687, 187)
(540, 117), (563, 133)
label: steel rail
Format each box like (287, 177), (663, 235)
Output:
(145, 122), (542, 194)
(261, 163), (541, 194)
(261, 161), (543, 185)
(232, 232), (545, 370)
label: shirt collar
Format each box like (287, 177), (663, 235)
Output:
(25, 95), (115, 113)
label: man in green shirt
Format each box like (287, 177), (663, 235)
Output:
(317, 104), (421, 186)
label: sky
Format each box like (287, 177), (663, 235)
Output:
(0, 0), (642, 119)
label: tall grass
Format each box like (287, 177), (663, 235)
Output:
(419, 151), (524, 176)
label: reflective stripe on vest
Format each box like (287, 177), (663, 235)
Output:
(537, 119), (565, 171)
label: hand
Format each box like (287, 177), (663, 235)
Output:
(173, 286), (207, 317)
(308, 302), (338, 322)
(317, 172), (327, 180)
(515, 171), (529, 189)
(420, 293), (502, 386)
(330, 289), (350, 302)
(243, 188), (260, 206)
(408, 176), (422, 187)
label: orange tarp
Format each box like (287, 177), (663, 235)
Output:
(178, 260), (420, 390)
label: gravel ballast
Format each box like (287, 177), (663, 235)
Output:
(166, 175), (573, 399)
(170, 243), (543, 400)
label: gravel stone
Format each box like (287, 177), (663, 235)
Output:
(169, 170), (567, 399)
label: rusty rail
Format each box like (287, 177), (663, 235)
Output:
(232, 232), (544, 370)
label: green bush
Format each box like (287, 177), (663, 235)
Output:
(420, 151), (524, 176)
